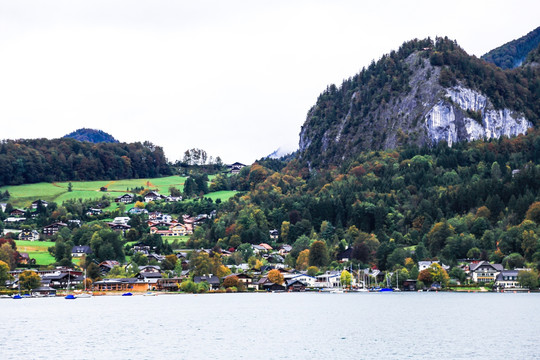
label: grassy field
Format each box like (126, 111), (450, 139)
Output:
(15, 240), (56, 266)
(1, 176), (187, 207)
(203, 190), (237, 202)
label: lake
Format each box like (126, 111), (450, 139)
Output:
(1, 292), (539, 359)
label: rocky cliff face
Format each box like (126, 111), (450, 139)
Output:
(298, 37), (539, 167)
(425, 86), (532, 146)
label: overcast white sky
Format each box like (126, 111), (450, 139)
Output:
(1, 1), (539, 164)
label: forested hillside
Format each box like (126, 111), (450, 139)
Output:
(190, 129), (540, 271)
(298, 37), (540, 167)
(0, 138), (171, 186)
(482, 26), (540, 69)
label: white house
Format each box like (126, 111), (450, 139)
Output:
(113, 217), (131, 225)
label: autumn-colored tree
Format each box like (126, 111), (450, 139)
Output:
(340, 270), (352, 287)
(418, 268), (433, 284)
(427, 221), (455, 255)
(161, 254), (178, 270)
(134, 201), (145, 209)
(296, 249), (310, 270)
(428, 263), (449, 287)
(404, 257), (415, 270)
(223, 275), (239, 288)
(267, 269), (284, 285)
(475, 206), (491, 219)
(0, 242), (17, 270)
(307, 266), (319, 277)
(19, 270), (41, 291)
(216, 264), (231, 278)
(525, 202), (540, 224)
(0, 260), (12, 285)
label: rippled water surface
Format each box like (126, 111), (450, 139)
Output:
(1, 292), (539, 359)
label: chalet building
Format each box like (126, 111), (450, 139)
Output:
(278, 244), (292, 256)
(193, 275), (221, 290)
(150, 223), (190, 237)
(469, 261), (504, 283)
(128, 207), (148, 215)
(115, 193), (135, 203)
(156, 278), (185, 291)
(144, 191), (164, 203)
(165, 195), (182, 202)
(262, 282), (286, 292)
(223, 273), (256, 289)
(31, 200), (48, 209)
(18, 252), (30, 264)
(229, 162), (246, 175)
(285, 279), (307, 292)
(99, 260), (120, 274)
(4, 217), (26, 223)
(31, 286), (57, 297)
(283, 274), (317, 287)
(269, 229), (279, 240)
(136, 265), (162, 280)
(42, 222), (68, 236)
(71, 245), (92, 257)
(402, 279), (418, 291)
(495, 270), (520, 289)
(86, 208), (103, 216)
(92, 278), (149, 292)
(10, 209), (26, 217)
(418, 260), (450, 271)
(132, 242), (151, 254)
(18, 229), (40, 241)
(108, 223), (131, 234)
(41, 271), (81, 289)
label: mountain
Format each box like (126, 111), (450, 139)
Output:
(266, 146), (296, 159)
(481, 26), (540, 69)
(298, 36), (540, 167)
(63, 128), (119, 143)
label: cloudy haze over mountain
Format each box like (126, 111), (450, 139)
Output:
(0, 0), (538, 164)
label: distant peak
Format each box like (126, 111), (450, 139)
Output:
(63, 128), (119, 143)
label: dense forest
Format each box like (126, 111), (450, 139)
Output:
(0, 138), (171, 186)
(188, 129), (540, 273)
(481, 26), (540, 69)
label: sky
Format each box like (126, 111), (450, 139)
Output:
(0, 1), (539, 164)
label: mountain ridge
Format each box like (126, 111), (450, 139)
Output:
(298, 36), (540, 167)
(481, 26), (540, 69)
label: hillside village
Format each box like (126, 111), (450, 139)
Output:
(0, 190), (534, 296)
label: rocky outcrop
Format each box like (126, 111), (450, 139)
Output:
(425, 86), (532, 146)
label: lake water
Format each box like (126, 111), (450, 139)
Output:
(1, 292), (539, 359)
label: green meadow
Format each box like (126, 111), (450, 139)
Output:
(15, 240), (56, 266)
(1, 176), (187, 207)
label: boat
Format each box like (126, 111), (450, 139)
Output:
(143, 292), (156, 296)
(0, 294), (11, 299)
(379, 288), (394, 292)
(75, 293), (92, 298)
(65, 269), (76, 299)
(12, 294), (23, 299)
(122, 292), (133, 296)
